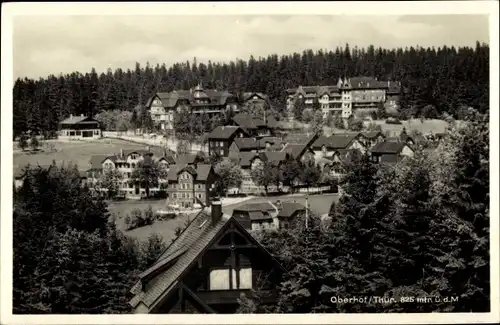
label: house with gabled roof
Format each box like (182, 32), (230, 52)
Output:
(280, 143), (315, 163)
(86, 147), (172, 199)
(207, 126), (248, 157)
(58, 114), (101, 140)
(232, 200), (307, 231)
(146, 84), (240, 130)
(166, 163), (217, 208)
(370, 141), (414, 165)
(129, 200), (286, 313)
(311, 133), (366, 161)
(285, 77), (402, 121)
(229, 113), (278, 138)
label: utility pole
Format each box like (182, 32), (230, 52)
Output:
(305, 194), (309, 229)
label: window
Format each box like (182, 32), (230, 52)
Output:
(173, 193), (177, 199)
(209, 269), (230, 290)
(197, 193), (202, 199)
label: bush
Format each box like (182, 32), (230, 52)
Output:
(385, 118), (402, 125)
(125, 207), (156, 231)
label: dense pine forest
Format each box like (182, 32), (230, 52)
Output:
(13, 42), (489, 138)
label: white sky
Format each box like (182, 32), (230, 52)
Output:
(12, 13), (489, 79)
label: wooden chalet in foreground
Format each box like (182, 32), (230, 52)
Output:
(129, 199), (286, 313)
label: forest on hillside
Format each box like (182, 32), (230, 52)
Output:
(13, 42), (489, 138)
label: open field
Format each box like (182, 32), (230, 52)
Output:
(222, 193), (339, 216)
(13, 138), (163, 172)
(111, 193), (338, 243)
(323, 119), (450, 137)
(110, 199), (196, 243)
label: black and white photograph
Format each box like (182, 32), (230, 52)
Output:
(1, 1), (499, 324)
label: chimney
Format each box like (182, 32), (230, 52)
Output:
(120, 149), (124, 157)
(211, 198), (222, 225)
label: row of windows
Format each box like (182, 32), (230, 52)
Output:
(172, 192), (203, 199)
(171, 183), (204, 190)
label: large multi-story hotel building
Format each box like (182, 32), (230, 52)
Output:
(285, 77), (401, 119)
(146, 84), (240, 131)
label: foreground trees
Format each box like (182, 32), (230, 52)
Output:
(13, 163), (166, 313)
(247, 112), (489, 313)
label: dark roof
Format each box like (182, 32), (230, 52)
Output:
(264, 151), (288, 164)
(147, 88), (236, 109)
(233, 152), (262, 168)
(59, 115), (98, 125)
(380, 154), (400, 164)
(248, 211), (273, 221)
(122, 149), (154, 158)
(233, 137), (283, 151)
(242, 92), (268, 102)
(281, 143), (309, 159)
(158, 155), (176, 164)
(167, 164), (212, 182)
(175, 154), (197, 166)
(327, 134), (357, 149)
(89, 155), (111, 170)
(129, 209), (232, 309)
(231, 113), (277, 131)
(283, 131), (320, 148)
(207, 126), (245, 140)
(233, 202), (275, 213)
(371, 141), (407, 154)
(277, 202), (306, 219)
(349, 77), (387, 90)
(129, 209), (286, 311)
(286, 85), (341, 96)
(233, 137), (260, 151)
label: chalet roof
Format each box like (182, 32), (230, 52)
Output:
(281, 143), (309, 159)
(286, 85), (341, 97)
(380, 154), (400, 164)
(326, 134), (357, 149)
(158, 155), (177, 164)
(147, 89), (235, 108)
(283, 131), (320, 147)
(233, 202), (275, 213)
(242, 92), (268, 101)
(233, 137), (260, 150)
(234, 152), (262, 168)
(263, 151), (288, 164)
(166, 164), (212, 182)
(349, 77), (387, 90)
(371, 141), (407, 154)
(89, 155), (112, 170)
(129, 208), (287, 311)
(231, 113), (277, 131)
(175, 154), (198, 166)
(207, 126), (245, 140)
(59, 115), (98, 125)
(277, 202), (306, 219)
(248, 211), (273, 221)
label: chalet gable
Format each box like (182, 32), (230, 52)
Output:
(129, 206), (286, 313)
